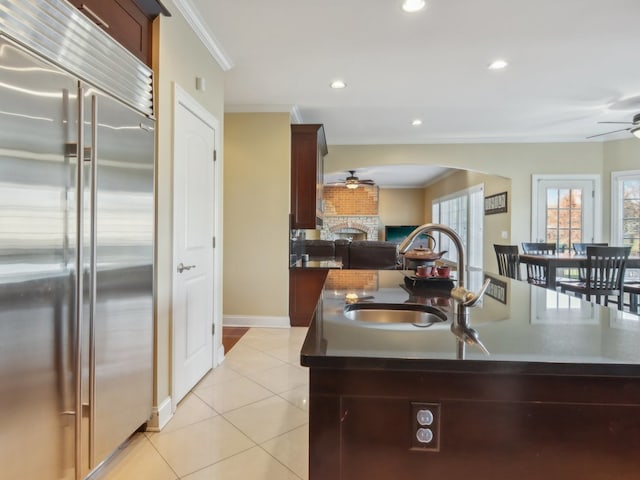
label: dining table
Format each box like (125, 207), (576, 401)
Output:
(519, 252), (640, 289)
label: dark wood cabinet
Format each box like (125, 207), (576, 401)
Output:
(289, 269), (328, 326)
(291, 124), (327, 229)
(69, 0), (170, 66)
(308, 368), (640, 479)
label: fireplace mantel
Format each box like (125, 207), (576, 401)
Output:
(322, 216), (379, 241)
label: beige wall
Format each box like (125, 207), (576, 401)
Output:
(153, 2), (225, 412)
(223, 113), (291, 320)
(378, 188), (425, 239)
(602, 138), (640, 171)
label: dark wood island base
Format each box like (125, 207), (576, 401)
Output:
(307, 367), (640, 480)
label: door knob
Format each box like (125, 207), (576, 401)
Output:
(177, 263), (196, 273)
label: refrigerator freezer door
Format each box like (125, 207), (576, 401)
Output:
(83, 89), (155, 471)
(0, 36), (79, 480)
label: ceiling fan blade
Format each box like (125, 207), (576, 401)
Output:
(597, 121), (633, 125)
(586, 127), (631, 139)
(360, 180), (375, 185)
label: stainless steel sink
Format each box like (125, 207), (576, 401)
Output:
(343, 303), (448, 327)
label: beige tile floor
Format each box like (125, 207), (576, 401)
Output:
(92, 327), (310, 480)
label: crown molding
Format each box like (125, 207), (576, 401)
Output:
(290, 105), (303, 123)
(171, 0), (234, 71)
(225, 104), (304, 123)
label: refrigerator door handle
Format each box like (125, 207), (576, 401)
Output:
(88, 94), (99, 469)
(74, 83), (85, 480)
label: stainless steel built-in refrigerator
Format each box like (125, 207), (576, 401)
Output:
(0, 1), (155, 479)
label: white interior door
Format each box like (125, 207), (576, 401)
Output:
(532, 175), (601, 250)
(172, 86), (216, 407)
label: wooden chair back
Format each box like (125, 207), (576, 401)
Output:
(573, 242), (608, 255)
(521, 242), (556, 286)
(494, 244), (520, 280)
(559, 246), (631, 309)
(584, 246), (630, 292)
(572, 243), (608, 280)
(521, 242), (556, 255)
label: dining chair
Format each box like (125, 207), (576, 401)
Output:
(521, 242), (556, 287)
(521, 242), (556, 255)
(494, 244), (520, 280)
(623, 283), (640, 313)
(558, 246), (631, 310)
(572, 243), (608, 280)
(573, 242), (608, 255)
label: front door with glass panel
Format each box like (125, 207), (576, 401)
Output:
(532, 177), (599, 252)
(612, 171), (640, 256)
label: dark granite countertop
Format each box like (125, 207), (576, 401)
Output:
(300, 269), (640, 377)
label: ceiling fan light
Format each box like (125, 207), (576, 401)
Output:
(346, 180), (359, 189)
(632, 126), (640, 139)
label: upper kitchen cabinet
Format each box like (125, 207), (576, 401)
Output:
(68, 0), (171, 66)
(291, 124), (328, 229)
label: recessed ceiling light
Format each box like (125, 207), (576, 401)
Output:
(411, 119), (423, 126)
(402, 0), (426, 13)
(330, 80), (347, 89)
(488, 59), (508, 70)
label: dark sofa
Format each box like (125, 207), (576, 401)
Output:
(300, 239), (399, 269)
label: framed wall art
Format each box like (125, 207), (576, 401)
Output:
(484, 191), (507, 215)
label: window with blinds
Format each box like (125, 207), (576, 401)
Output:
(431, 184), (484, 270)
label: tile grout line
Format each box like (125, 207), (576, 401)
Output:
(177, 414), (262, 478)
(255, 443), (304, 480)
(138, 433), (182, 480)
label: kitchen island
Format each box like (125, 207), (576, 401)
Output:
(300, 269), (640, 480)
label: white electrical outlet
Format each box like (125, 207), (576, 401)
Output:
(411, 402), (440, 451)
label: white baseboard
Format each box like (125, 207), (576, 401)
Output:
(223, 314), (290, 328)
(146, 396), (172, 432)
(216, 343), (226, 365)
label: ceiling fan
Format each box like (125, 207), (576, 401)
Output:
(587, 113), (640, 139)
(329, 170), (376, 189)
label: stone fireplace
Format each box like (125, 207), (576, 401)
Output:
(321, 185), (380, 241)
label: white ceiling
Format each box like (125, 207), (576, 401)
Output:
(178, 0), (640, 186)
